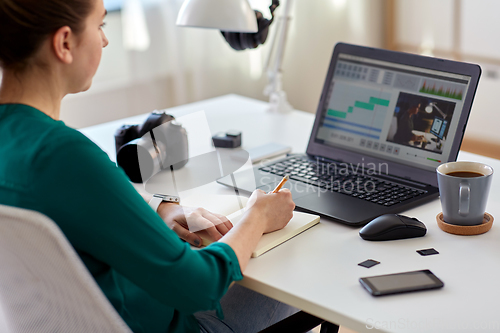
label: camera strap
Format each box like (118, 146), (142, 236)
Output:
(148, 130), (165, 170)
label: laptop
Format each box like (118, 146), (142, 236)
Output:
(218, 43), (481, 226)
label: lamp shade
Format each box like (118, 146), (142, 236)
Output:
(176, 0), (258, 33)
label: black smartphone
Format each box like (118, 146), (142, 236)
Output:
(359, 269), (444, 296)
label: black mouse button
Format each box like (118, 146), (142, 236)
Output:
(360, 214), (405, 236)
(398, 215), (426, 228)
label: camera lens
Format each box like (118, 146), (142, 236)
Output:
(116, 137), (163, 183)
(116, 119), (189, 183)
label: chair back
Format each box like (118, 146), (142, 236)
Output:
(0, 204), (132, 333)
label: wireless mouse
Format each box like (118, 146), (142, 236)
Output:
(359, 214), (426, 241)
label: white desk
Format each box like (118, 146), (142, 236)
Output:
(411, 130), (445, 152)
(81, 94), (500, 333)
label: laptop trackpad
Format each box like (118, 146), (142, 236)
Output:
(293, 191), (387, 225)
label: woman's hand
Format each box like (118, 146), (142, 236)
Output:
(158, 203), (233, 247)
(245, 189), (295, 234)
(217, 189), (295, 272)
(412, 134), (425, 142)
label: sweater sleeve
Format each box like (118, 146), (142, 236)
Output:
(31, 127), (243, 315)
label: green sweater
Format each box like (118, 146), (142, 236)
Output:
(0, 104), (243, 332)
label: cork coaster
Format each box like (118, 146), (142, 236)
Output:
(436, 212), (494, 236)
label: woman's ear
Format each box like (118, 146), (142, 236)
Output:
(52, 26), (74, 64)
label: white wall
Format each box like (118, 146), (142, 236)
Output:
(395, 0), (455, 53)
(458, 0), (500, 143)
(284, 0), (385, 113)
(60, 0), (386, 128)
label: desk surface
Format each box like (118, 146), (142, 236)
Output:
(81, 94), (500, 333)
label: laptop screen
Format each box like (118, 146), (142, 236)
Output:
(314, 53), (472, 172)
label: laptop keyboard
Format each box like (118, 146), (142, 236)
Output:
(259, 157), (427, 207)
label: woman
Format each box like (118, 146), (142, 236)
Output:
(0, 0), (296, 332)
(393, 103), (425, 146)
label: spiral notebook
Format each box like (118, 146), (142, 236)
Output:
(182, 194), (320, 257)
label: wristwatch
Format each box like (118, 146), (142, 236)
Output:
(148, 194), (180, 212)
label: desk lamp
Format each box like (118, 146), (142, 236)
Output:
(176, 0), (294, 114)
(425, 102), (447, 119)
(176, 0), (258, 32)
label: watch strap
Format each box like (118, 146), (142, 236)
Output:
(148, 194), (180, 212)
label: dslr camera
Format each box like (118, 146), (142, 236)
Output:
(114, 110), (189, 183)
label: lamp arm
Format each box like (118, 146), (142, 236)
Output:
(262, 0), (293, 113)
(264, 0), (293, 96)
(271, 0), (292, 75)
(263, 19), (279, 78)
(433, 104), (446, 119)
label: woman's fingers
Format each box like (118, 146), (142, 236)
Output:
(187, 208), (231, 235)
(171, 222), (203, 247)
(202, 210), (232, 235)
(184, 208), (224, 240)
(163, 205), (228, 246)
(213, 212), (233, 232)
(168, 206), (232, 245)
(202, 225), (223, 242)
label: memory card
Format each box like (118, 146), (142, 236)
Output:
(417, 248), (439, 256)
(358, 259), (380, 268)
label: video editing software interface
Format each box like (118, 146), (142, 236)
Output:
(315, 54), (472, 172)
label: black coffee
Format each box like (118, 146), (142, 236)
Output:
(446, 171), (484, 178)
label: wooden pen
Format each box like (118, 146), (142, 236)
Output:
(271, 174), (290, 193)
